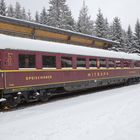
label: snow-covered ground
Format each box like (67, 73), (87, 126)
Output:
(1, 84), (140, 140)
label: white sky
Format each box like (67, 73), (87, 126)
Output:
(5, 0), (140, 30)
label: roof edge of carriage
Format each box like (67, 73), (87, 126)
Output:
(0, 15), (118, 49)
(0, 34), (140, 61)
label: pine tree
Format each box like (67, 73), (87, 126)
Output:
(111, 17), (125, 52)
(121, 29), (129, 52)
(107, 23), (114, 40)
(77, 1), (94, 35)
(95, 9), (106, 38)
(27, 10), (32, 21)
(21, 7), (27, 20)
(35, 11), (40, 23)
(60, 5), (75, 30)
(40, 7), (48, 24)
(47, 0), (75, 31)
(7, 4), (14, 17)
(126, 25), (136, 53)
(0, 0), (6, 16)
(47, 0), (60, 27)
(14, 2), (22, 19)
(134, 19), (140, 53)
(104, 18), (110, 39)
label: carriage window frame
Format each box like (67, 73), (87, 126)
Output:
(77, 57), (86, 68)
(61, 56), (72, 68)
(123, 60), (131, 68)
(134, 61), (140, 67)
(42, 55), (56, 68)
(100, 59), (106, 68)
(19, 54), (36, 68)
(89, 58), (97, 68)
(108, 59), (115, 68)
(115, 60), (122, 68)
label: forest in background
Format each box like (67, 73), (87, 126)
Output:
(0, 0), (140, 54)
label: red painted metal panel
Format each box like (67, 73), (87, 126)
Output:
(0, 51), (4, 89)
(0, 72), (4, 89)
(4, 69), (140, 89)
(1, 49), (140, 91)
(0, 51), (2, 69)
(2, 50), (19, 70)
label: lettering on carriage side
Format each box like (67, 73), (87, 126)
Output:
(25, 75), (53, 81)
(9, 83), (15, 87)
(128, 70), (136, 74)
(88, 72), (109, 78)
(88, 73), (91, 77)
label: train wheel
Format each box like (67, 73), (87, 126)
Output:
(4, 96), (19, 109)
(39, 90), (50, 102)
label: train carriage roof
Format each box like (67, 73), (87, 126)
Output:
(0, 34), (140, 60)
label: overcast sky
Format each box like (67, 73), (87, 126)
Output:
(5, 0), (140, 30)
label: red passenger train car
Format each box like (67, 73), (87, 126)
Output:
(0, 34), (140, 108)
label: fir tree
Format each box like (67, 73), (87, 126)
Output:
(47, 0), (60, 27)
(110, 17), (125, 52)
(121, 29), (129, 52)
(7, 4), (14, 17)
(47, 0), (75, 30)
(35, 11), (40, 23)
(21, 7), (27, 20)
(60, 5), (75, 30)
(14, 2), (22, 19)
(0, 0), (6, 16)
(126, 25), (136, 53)
(77, 1), (94, 35)
(40, 7), (48, 24)
(134, 19), (140, 53)
(95, 9), (106, 38)
(104, 18), (110, 39)
(108, 24), (114, 40)
(27, 10), (32, 21)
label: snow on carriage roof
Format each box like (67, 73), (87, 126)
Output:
(0, 34), (140, 60)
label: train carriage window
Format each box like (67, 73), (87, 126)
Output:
(108, 60), (115, 68)
(100, 59), (106, 68)
(89, 59), (96, 68)
(42, 55), (56, 68)
(61, 56), (72, 68)
(123, 60), (131, 67)
(77, 58), (86, 68)
(115, 60), (121, 67)
(19, 54), (35, 68)
(134, 61), (140, 67)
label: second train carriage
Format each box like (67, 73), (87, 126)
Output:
(0, 34), (140, 107)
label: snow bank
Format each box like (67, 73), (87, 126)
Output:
(0, 84), (140, 140)
(1, 34), (140, 60)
